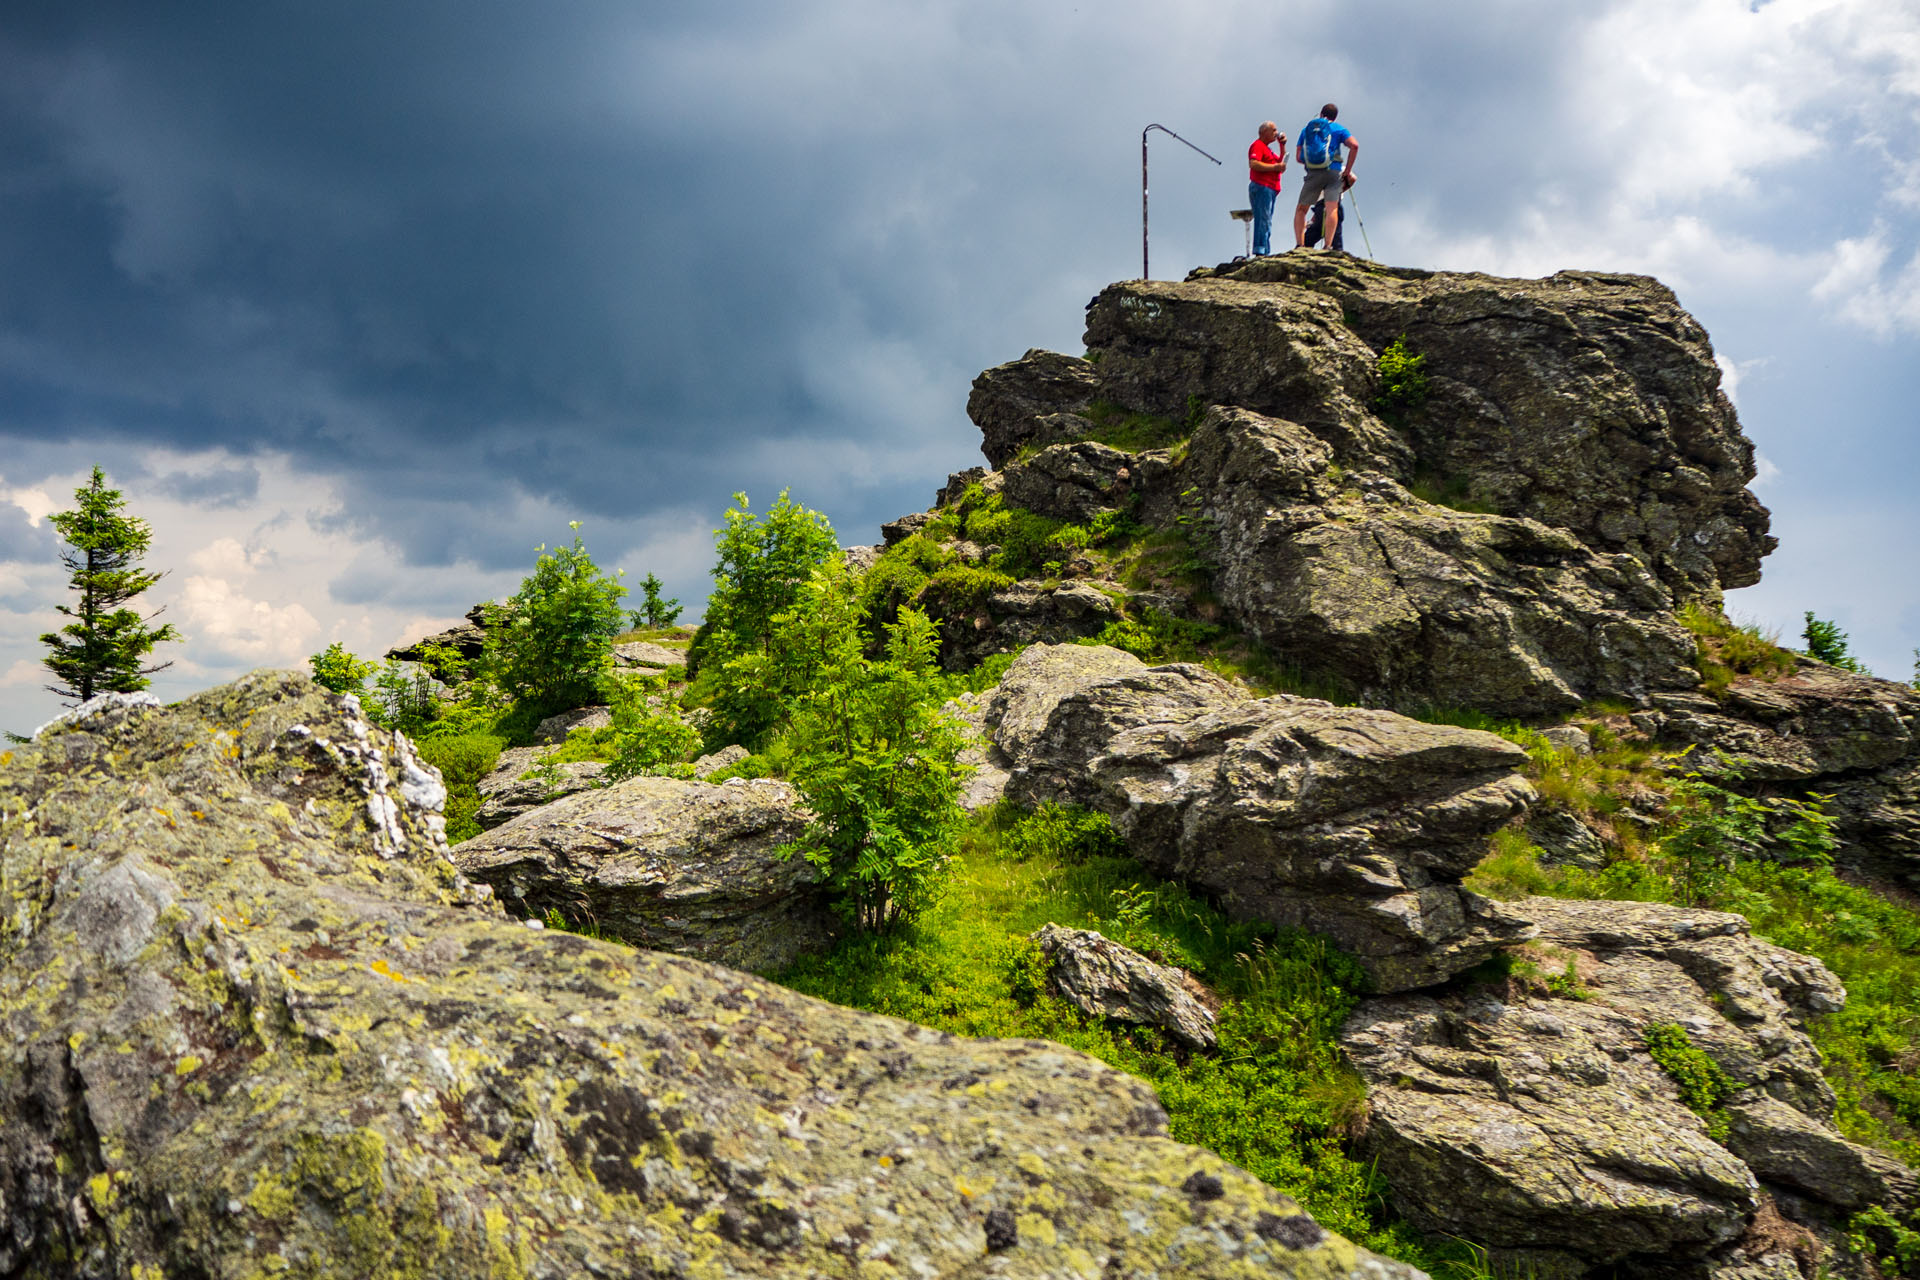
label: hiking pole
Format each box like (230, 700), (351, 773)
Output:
(1346, 189), (1375, 260)
(1142, 123), (1222, 280)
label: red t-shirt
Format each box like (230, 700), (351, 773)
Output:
(1248, 140), (1283, 191)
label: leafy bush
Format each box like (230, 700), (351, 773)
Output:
(1803, 610), (1868, 673)
(693, 490), (838, 665)
(774, 564), (970, 933)
(1374, 335), (1429, 423)
(309, 642), (378, 696)
(601, 674), (702, 782)
(483, 525), (628, 714)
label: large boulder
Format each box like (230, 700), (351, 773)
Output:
(456, 774), (832, 973)
(1340, 897), (1913, 1278)
(474, 744), (607, 830)
(0, 672), (1418, 1280)
(953, 259), (1775, 717)
(978, 645), (1537, 991)
(1181, 406), (1701, 716)
(387, 599), (496, 665)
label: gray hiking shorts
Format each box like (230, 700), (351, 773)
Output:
(1296, 168), (1342, 206)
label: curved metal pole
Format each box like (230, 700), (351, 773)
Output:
(1142, 123), (1221, 280)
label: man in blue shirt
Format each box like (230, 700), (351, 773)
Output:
(1292, 103), (1358, 251)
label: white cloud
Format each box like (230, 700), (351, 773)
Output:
(4, 486), (57, 526)
(0, 659), (38, 688)
(186, 536), (270, 578)
(1811, 228), (1920, 336)
(176, 575), (320, 666)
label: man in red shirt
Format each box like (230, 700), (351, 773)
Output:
(1247, 121), (1286, 256)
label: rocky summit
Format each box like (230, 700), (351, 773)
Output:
(0, 674), (1412, 1279)
(947, 257), (1773, 716)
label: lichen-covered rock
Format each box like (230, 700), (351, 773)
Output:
(1030, 924), (1219, 1049)
(1647, 661), (1920, 886)
(692, 743), (751, 779)
(1151, 257), (1773, 599)
(998, 440), (1181, 527)
(1340, 896), (1908, 1277)
(0, 670), (1422, 1280)
(474, 744), (607, 829)
(1181, 406), (1701, 716)
(977, 645), (1536, 991)
(456, 774), (832, 972)
(534, 704), (613, 744)
(968, 348), (1101, 468)
(613, 639), (690, 673)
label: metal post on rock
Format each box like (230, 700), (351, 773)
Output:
(1142, 124), (1221, 281)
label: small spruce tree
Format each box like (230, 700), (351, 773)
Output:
(39, 467), (180, 703)
(1802, 611), (1867, 674)
(628, 572), (683, 629)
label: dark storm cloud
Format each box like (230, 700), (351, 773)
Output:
(147, 462), (261, 510)
(0, 503), (55, 563)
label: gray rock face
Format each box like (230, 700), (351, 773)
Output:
(1030, 924), (1219, 1049)
(1648, 661), (1920, 885)
(535, 704), (613, 744)
(968, 348), (1101, 468)
(978, 645), (1537, 991)
(952, 260), (1773, 717)
(1181, 406), (1701, 716)
(386, 600), (495, 664)
(474, 745), (607, 830)
(455, 775), (833, 973)
(0, 670), (1405, 1280)
(691, 743), (751, 779)
(613, 639), (689, 673)
(998, 440), (1180, 526)
(1140, 258), (1774, 598)
(1340, 896), (1906, 1277)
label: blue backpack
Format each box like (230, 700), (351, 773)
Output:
(1298, 117), (1336, 169)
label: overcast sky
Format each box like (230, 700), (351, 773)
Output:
(2, 0), (1917, 731)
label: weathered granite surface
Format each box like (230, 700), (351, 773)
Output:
(0, 672), (1419, 1280)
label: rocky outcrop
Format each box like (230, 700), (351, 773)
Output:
(954, 257), (1775, 717)
(535, 704), (612, 744)
(614, 639), (690, 673)
(387, 599), (495, 664)
(456, 775), (833, 972)
(0, 672), (1411, 1280)
(474, 744), (607, 830)
(977, 645), (1537, 990)
(1109, 258), (1774, 598)
(1030, 924), (1219, 1049)
(1640, 661), (1920, 885)
(1340, 897), (1912, 1278)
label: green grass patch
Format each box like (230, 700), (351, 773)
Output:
(1678, 602), (1795, 696)
(1406, 471), (1498, 515)
(1080, 397), (1195, 453)
(772, 802), (1461, 1270)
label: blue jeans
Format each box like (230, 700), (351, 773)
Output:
(1249, 182), (1277, 256)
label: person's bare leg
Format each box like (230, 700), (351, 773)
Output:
(1292, 203), (1309, 247)
(1322, 199), (1340, 251)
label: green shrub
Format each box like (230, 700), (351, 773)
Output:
(692, 490), (839, 666)
(775, 564), (970, 933)
(1080, 399), (1190, 452)
(308, 642), (378, 696)
(602, 675), (702, 782)
(1374, 335), (1429, 423)
(483, 525), (628, 714)
(1642, 1022), (1735, 1140)
(1803, 611), (1869, 673)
